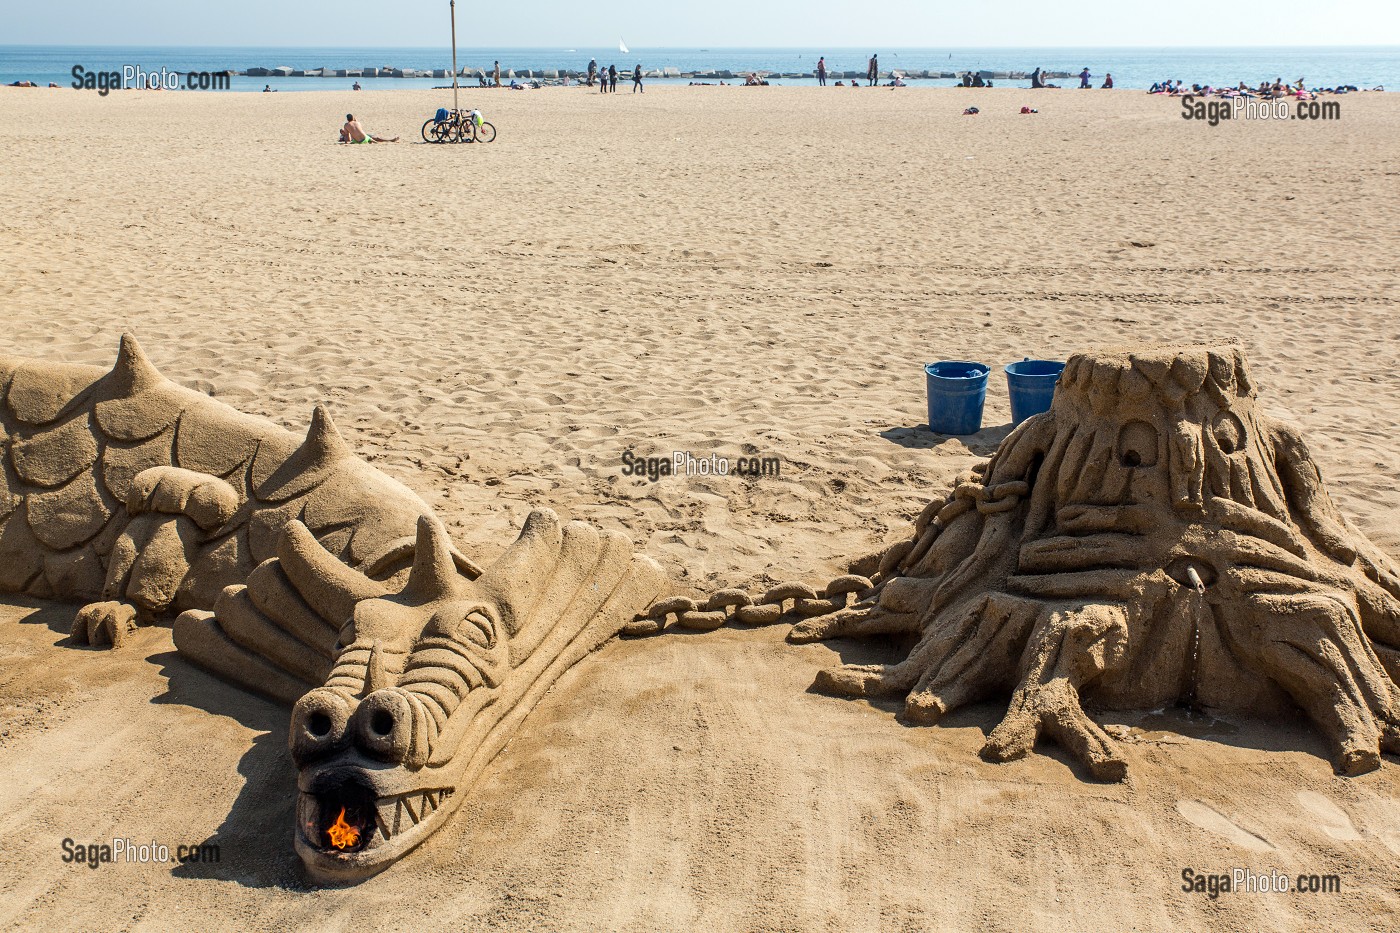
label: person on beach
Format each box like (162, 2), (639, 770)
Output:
(867, 54), (879, 86)
(340, 114), (399, 144)
(352, 81), (361, 90)
(1030, 67), (1045, 89)
(1079, 67), (1091, 88)
(587, 59), (597, 87)
(816, 57), (827, 86)
(971, 73), (985, 87)
(493, 61), (501, 88)
(633, 64), (643, 93)
(1101, 73), (1113, 89)
(609, 64), (618, 92)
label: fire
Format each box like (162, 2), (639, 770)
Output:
(326, 807), (360, 850)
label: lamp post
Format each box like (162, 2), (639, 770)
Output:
(450, 0), (459, 112)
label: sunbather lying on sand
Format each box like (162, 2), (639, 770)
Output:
(340, 114), (399, 144)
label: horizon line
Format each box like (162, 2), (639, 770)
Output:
(5, 42), (1400, 51)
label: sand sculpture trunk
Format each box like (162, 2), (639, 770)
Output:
(790, 345), (1400, 779)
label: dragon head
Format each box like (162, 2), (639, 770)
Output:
(283, 511), (665, 884)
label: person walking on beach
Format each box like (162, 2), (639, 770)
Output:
(609, 64), (618, 93)
(633, 64), (643, 93)
(816, 56), (827, 86)
(493, 61), (501, 88)
(867, 54), (879, 86)
(587, 58), (597, 87)
(1079, 67), (1091, 89)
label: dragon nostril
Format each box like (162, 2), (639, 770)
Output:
(371, 709), (395, 736)
(308, 712), (332, 737)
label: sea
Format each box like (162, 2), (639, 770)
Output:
(3, 45), (1397, 92)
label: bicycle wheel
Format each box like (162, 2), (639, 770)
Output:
(421, 119), (438, 143)
(451, 120), (474, 143)
(474, 121), (496, 143)
(432, 121), (455, 144)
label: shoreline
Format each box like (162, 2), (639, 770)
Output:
(7, 44), (1399, 92)
(7, 81), (1391, 94)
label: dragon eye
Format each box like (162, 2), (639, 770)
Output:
(1116, 420), (1159, 468)
(1213, 411), (1246, 454)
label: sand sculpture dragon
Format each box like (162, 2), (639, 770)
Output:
(2, 336), (1398, 883)
(0, 335), (666, 882)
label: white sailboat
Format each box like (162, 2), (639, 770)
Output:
(619, 38), (629, 54)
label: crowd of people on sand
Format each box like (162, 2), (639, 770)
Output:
(1147, 76), (1380, 98)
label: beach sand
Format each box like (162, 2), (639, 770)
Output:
(1, 84), (1399, 930)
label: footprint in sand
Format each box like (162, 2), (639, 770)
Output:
(1176, 799), (1274, 851)
(1295, 791), (1362, 841)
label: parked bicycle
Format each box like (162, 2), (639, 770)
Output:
(422, 107), (497, 144)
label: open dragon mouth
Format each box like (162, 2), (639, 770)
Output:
(295, 769), (456, 881)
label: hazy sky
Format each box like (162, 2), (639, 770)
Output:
(4, 0), (1397, 48)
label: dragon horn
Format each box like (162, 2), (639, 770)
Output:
(363, 641), (391, 695)
(402, 516), (459, 603)
(302, 404), (351, 465)
(277, 520), (390, 626)
(108, 332), (164, 396)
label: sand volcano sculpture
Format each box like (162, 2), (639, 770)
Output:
(788, 346), (1400, 780)
(0, 335), (665, 883)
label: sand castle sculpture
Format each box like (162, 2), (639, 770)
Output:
(2, 336), (1398, 882)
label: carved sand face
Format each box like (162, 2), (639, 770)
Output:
(793, 346), (1400, 781)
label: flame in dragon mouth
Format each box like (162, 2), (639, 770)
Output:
(299, 777), (456, 859)
(326, 808), (360, 850)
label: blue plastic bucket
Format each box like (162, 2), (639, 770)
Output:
(1004, 358), (1066, 426)
(925, 361), (990, 435)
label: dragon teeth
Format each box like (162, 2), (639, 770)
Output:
(399, 794), (420, 825)
(375, 803), (395, 842)
(371, 788), (451, 840)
